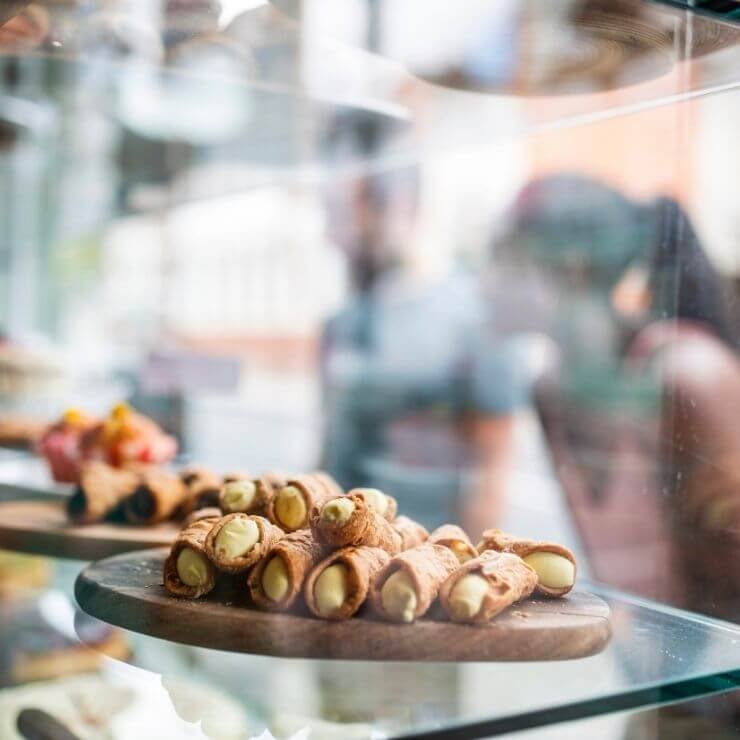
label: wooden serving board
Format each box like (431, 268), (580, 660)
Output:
(0, 501), (179, 561)
(75, 549), (611, 662)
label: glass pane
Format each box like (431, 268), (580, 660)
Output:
(0, 1), (739, 738)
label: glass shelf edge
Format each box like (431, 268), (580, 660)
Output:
(393, 670), (740, 740)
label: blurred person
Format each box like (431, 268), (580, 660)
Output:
(319, 115), (529, 535)
(507, 177), (737, 356)
(507, 178), (740, 740)
(623, 199), (740, 621)
(312, 114), (533, 722)
(505, 174), (740, 617)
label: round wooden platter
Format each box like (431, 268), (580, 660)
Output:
(0, 500), (179, 561)
(75, 548), (612, 662)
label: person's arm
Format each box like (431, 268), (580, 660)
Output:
(460, 413), (516, 541)
(656, 333), (740, 619)
(458, 329), (534, 540)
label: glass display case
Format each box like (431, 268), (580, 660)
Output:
(0, 0), (739, 738)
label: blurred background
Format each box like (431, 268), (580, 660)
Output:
(0, 0), (739, 738)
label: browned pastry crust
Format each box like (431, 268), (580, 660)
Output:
(179, 466), (212, 487)
(222, 471), (249, 484)
(66, 462), (140, 524)
(352, 488), (398, 521)
(477, 529), (577, 597)
(163, 517), (219, 598)
(123, 467), (187, 525)
(429, 524), (479, 563)
(254, 473), (287, 513)
(247, 529), (326, 611)
(304, 546), (390, 620)
(309, 492), (402, 554)
(183, 506), (223, 527)
(220, 474), (286, 516)
(312, 471), (344, 498)
(370, 543), (460, 622)
(439, 551), (537, 624)
(393, 516), (429, 551)
(265, 473), (341, 531)
(179, 466), (223, 514)
(204, 514), (284, 574)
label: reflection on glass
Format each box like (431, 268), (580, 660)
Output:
(502, 174), (740, 619)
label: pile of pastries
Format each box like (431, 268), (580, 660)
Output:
(163, 473), (578, 626)
(35, 404), (578, 624)
(38, 403), (177, 484)
(61, 458), (239, 527)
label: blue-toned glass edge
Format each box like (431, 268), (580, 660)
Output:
(394, 670), (740, 739)
(395, 581), (740, 739)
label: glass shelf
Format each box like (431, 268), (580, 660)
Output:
(276, 0), (740, 142)
(2, 0), (740, 213)
(53, 570), (740, 738)
(0, 0), (414, 215)
(272, 0), (740, 89)
(0, 54), (411, 213)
